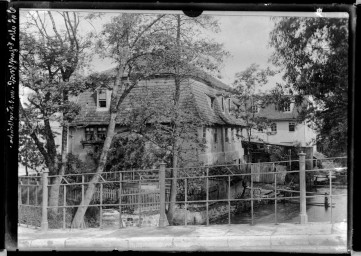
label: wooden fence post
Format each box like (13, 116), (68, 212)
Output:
(299, 152), (308, 224)
(206, 167), (209, 226)
(100, 182), (103, 228)
(18, 180), (22, 205)
(63, 185), (66, 229)
(41, 170), (49, 231)
(119, 172), (123, 228)
(81, 175), (84, 204)
(251, 165), (254, 226)
(35, 181), (39, 206)
(159, 162), (168, 227)
(27, 178), (30, 205)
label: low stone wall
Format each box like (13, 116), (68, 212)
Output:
(121, 213), (160, 227)
(208, 203), (237, 223)
(172, 183), (276, 225)
(102, 209), (161, 228)
(172, 202), (239, 225)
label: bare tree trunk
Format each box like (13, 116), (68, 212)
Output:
(71, 65), (125, 228)
(167, 143), (178, 224)
(48, 125), (68, 214)
(71, 113), (117, 228)
(166, 14), (181, 225)
(48, 89), (69, 214)
(47, 158), (59, 213)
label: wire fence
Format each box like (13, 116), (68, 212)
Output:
(18, 156), (347, 230)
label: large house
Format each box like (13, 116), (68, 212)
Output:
(250, 96), (317, 150)
(68, 71), (247, 167)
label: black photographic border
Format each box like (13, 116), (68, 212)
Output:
(1, 1), (358, 254)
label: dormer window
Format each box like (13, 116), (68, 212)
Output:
(221, 97), (225, 112)
(283, 102), (291, 112)
(228, 99), (231, 112)
(97, 89), (107, 108)
(276, 99), (292, 112)
(209, 96), (215, 109)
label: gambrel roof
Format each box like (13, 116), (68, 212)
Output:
(241, 95), (311, 121)
(71, 73), (246, 127)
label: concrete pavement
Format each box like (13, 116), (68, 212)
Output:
(18, 222), (348, 252)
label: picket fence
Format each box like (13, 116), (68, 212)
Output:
(67, 187), (162, 212)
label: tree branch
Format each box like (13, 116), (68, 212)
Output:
(131, 15), (166, 48)
(48, 11), (63, 45)
(19, 101), (52, 167)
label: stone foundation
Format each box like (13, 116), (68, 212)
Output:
(102, 209), (161, 228)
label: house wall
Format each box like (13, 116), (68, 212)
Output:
(304, 122), (317, 150)
(68, 126), (127, 163)
(250, 121), (317, 148)
(200, 126), (244, 165)
(68, 127), (91, 162)
(70, 125), (245, 167)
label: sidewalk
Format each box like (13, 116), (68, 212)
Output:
(18, 222), (348, 252)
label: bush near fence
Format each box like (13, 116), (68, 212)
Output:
(18, 157), (347, 229)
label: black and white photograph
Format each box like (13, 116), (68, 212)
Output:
(15, 6), (350, 252)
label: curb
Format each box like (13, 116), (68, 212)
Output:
(18, 233), (347, 252)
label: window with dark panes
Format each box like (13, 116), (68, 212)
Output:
(209, 96), (215, 109)
(98, 89), (107, 108)
(203, 127), (207, 141)
(85, 127), (95, 141)
(214, 128), (218, 143)
(289, 122), (295, 132)
(97, 127), (107, 140)
(225, 128), (229, 142)
(283, 102), (291, 112)
(251, 105), (258, 113)
(271, 123), (277, 132)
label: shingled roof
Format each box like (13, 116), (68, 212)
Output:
(256, 103), (299, 120)
(71, 73), (246, 127)
(255, 96), (310, 121)
(98, 66), (234, 92)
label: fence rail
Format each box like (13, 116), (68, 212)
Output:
(18, 156), (347, 230)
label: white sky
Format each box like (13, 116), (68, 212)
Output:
(20, 9), (348, 94)
(84, 12), (282, 91)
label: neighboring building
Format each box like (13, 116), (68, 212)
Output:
(249, 96), (317, 151)
(68, 72), (247, 166)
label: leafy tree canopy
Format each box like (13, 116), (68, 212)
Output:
(232, 63), (276, 140)
(269, 17), (348, 156)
